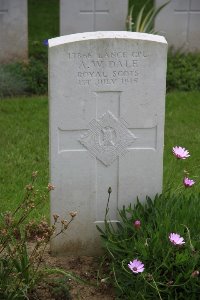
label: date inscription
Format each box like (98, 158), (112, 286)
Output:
(67, 50), (148, 87)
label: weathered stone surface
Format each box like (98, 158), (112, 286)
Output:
(49, 32), (167, 255)
(60, 0), (128, 35)
(0, 0), (28, 63)
(155, 0), (200, 52)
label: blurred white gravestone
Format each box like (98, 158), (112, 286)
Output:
(155, 0), (200, 52)
(0, 0), (28, 63)
(49, 32), (167, 256)
(60, 0), (128, 35)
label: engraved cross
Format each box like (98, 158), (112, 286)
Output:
(79, 0), (109, 30)
(174, 0), (200, 42)
(57, 91), (158, 222)
(175, 0), (200, 13)
(58, 91), (157, 167)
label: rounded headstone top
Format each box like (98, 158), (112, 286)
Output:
(48, 31), (167, 48)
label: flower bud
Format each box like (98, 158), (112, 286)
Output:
(32, 171), (38, 178)
(108, 187), (112, 194)
(35, 236), (45, 244)
(166, 280), (174, 286)
(25, 184), (34, 191)
(134, 220), (141, 229)
(191, 270), (199, 277)
(53, 214), (59, 222)
(1, 229), (7, 236)
(69, 211), (77, 218)
(4, 212), (13, 226)
(47, 183), (55, 191)
(61, 219), (68, 226)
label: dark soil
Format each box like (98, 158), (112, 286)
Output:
(28, 243), (116, 300)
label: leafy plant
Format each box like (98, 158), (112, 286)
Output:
(167, 51), (200, 92)
(47, 277), (72, 300)
(0, 63), (27, 98)
(0, 59), (48, 99)
(23, 57), (48, 95)
(127, 1), (170, 33)
(0, 172), (78, 299)
(98, 147), (200, 299)
(98, 194), (200, 299)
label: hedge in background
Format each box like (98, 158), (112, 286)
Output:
(167, 51), (200, 92)
(1, 51), (200, 98)
(0, 0), (200, 98)
(0, 58), (47, 98)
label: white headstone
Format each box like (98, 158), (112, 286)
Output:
(49, 32), (167, 256)
(60, 0), (128, 35)
(155, 0), (200, 52)
(0, 0), (28, 63)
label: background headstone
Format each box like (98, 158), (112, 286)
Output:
(49, 32), (167, 256)
(60, 0), (128, 35)
(0, 0), (28, 63)
(155, 0), (200, 52)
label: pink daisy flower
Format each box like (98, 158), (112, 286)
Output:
(169, 233), (185, 246)
(128, 259), (144, 274)
(183, 177), (195, 187)
(172, 146), (190, 159)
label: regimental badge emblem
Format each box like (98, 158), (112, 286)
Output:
(79, 111), (136, 166)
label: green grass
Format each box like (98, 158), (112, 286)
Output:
(28, 0), (59, 59)
(164, 91), (200, 193)
(0, 96), (49, 220)
(0, 91), (199, 219)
